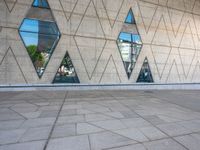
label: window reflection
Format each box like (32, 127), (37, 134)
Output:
(53, 52), (80, 83)
(125, 9), (135, 24)
(33, 0), (50, 8)
(137, 58), (154, 83)
(117, 9), (143, 79)
(19, 19), (60, 77)
(117, 32), (142, 78)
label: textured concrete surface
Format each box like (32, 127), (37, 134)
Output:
(0, 90), (200, 150)
(1, 0), (200, 84)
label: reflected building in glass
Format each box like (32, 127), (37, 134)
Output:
(137, 58), (154, 83)
(19, 0), (60, 78)
(117, 9), (143, 79)
(53, 52), (80, 83)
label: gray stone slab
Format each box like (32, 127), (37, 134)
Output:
(0, 129), (26, 145)
(85, 113), (113, 122)
(174, 133), (200, 150)
(113, 128), (149, 142)
(21, 117), (56, 128)
(46, 135), (90, 150)
(157, 123), (192, 137)
(121, 118), (151, 128)
(0, 120), (25, 130)
(89, 131), (137, 150)
(91, 119), (127, 131)
(108, 144), (146, 150)
(57, 115), (85, 125)
(0, 140), (46, 150)
(19, 126), (52, 142)
(139, 126), (168, 140)
(51, 124), (76, 138)
(144, 138), (187, 150)
(77, 123), (104, 134)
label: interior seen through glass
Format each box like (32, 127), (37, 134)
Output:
(53, 52), (80, 83)
(117, 9), (143, 79)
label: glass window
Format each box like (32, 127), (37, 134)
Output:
(33, 0), (50, 8)
(117, 32), (142, 78)
(117, 8), (143, 79)
(137, 58), (154, 83)
(125, 9), (135, 24)
(19, 18), (60, 78)
(53, 52), (80, 83)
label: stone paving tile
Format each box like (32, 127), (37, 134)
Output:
(77, 123), (104, 134)
(46, 135), (90, 150)
(38, 105), (61, 111)
(103, 111), (125, 119)
(85, 113), (114, 122)
(157, 123), (192, 137)
(143, 138), (187, 150)
(0, 108), (24, 121)
(39, 110), (59, 118)
(121, 117), (152, 128)
(139, 126), (168, 140)
(0, 129), (27, 145)
(19, 126), (52, 142)
(90, 119), (127, 130)
(178, 120), (200, 132)
(89, 131), (137, 150)
(10, 103), (38, 113)
(107, 144), (146, 150)
(0, 140), (46, 150)
(0, 120), (25, 130)
(60, 109), (77, 116)
(143, 115), (166, 125)
(174, 133), (200, 150)
(77, 109), (94, 115)
(56, 115), (85, 125)
(113, 128), (149, 142)
(19, 111), (42, 119)
(21, 117), (56, 128)
(51, 124), (76, 138)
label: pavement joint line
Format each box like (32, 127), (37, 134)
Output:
(104, 91), (191, 150)
(43, 91), (68, 150)
(152, 93), (200, 113)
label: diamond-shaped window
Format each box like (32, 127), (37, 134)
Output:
(137, 57), (154, 83)
(117, 9), (143, 79)
(53, 52), (80, 83)
(33, 0), (50, 8)
(19, 18), (61, 78)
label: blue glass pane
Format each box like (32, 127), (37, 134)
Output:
(20, 19), (60, 35)
(33, 0), (50, 8)
(19, 32), (39, 46)
(20, 19), (39, 33)
(125, 9), (135, 24)
(132, 34), (142, 44)
(53, 52), (80, 83)
(118, 32), (132, 42)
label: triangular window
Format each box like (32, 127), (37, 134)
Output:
(53, 52), (80, 83)
(137, 58), (154, 83)
(125, 9), (135, 24)
(33, 0), (50, 8)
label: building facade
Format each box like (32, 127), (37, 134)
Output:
(0, 0), (200, 85)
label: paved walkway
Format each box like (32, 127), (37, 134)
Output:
(0, 90), (200, 150)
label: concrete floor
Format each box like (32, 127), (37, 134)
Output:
(0, 90), (200, 150)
